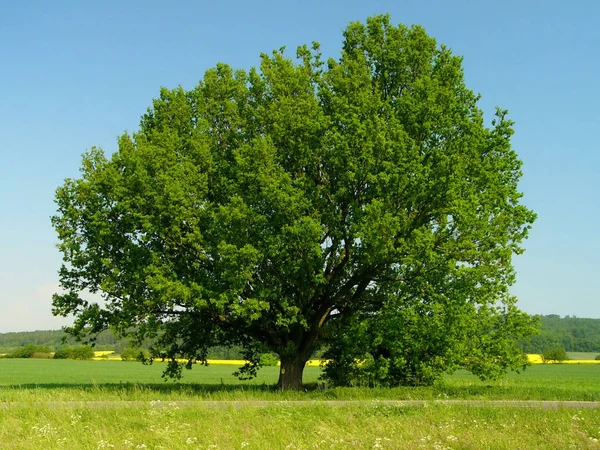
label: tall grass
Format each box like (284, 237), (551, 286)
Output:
(2, 403), (600, 449)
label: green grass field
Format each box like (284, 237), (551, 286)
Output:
(567, 351), (600, 360)
(2, 360), (600, 449)
(1, 359), (600, 402)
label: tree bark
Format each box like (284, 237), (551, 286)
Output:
(278, 355), (308, 390)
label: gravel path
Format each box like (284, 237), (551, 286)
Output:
(2, 400), (600, 409)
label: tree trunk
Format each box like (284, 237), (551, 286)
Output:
(278, 355), (307, 390)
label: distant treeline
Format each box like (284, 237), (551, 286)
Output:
(518, 315), (600, 353)
(1, 314), (599, 355)
(0, 329), (119, 354)
(0, 328), (244, 358)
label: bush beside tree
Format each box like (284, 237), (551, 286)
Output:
(322, 300), (535, 387)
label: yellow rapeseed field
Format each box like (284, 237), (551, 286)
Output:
(526, 354), (600, 364)
(3, 351), (592, 365)
(89, 352), (326, 365)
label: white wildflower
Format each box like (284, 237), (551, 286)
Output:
(32, 424), (60, 438)
(70, 414), (82, 426)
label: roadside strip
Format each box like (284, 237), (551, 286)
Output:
(2, 400), (600, 409)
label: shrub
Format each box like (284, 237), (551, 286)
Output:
(53, 348), (71, 359)
(5, 345), (51, 358)
(53, 345), (95, 360)
(541, 347), (568, 363)
(259, 353), (279, 366)
(595, 354), (600, 361)
(71, 345), (95, 360)
(121, 347), (149, 361)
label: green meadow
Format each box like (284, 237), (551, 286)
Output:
(2, 359), (600, 402)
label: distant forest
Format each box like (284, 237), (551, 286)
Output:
(1, 315), (599, 355)
(518, 315), (600, 353)
(0, 329), (120, 354)
(0, 328), (243, 358)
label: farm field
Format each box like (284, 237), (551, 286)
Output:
(567, 352), (600, 360)
(1, 359), (600, 402)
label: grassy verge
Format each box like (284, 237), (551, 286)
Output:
(2, 403), (600, 449)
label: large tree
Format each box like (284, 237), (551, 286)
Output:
(52, 15), (536, 390)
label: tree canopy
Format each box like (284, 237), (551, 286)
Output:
(52, 15), (536, 389)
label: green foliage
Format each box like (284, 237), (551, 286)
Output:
(3, 345), (51, 358)
(51, 14), (535, 389)
(0, 330), (66, 354)
(0, 329), (246, 359)
(72, 345), (95, 360)
(121, 347), (150, 361)
(12, 314), (600, 358)
(31, 352), (54, 359)
(259, 353), (279, 366)
(541, 347), (568, 363)
(52, 348), (71, 359)
(53, 346), (95, 360)
(322, 298), (536, 387)
(596, 355), (600, 361)
(518, 315), (600, 353)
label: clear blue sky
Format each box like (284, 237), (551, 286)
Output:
(1, 0), (598, 332)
